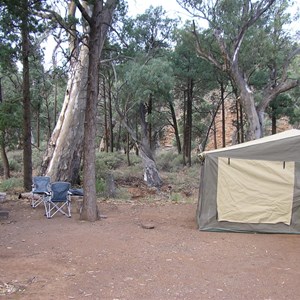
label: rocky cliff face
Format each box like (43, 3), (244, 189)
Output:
(206, 98), (292, 150)
(160, 97), (292, 152)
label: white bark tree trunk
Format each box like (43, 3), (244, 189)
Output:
(41, 45), (89, 183)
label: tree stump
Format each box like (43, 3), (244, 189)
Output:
(0, 192), (6, 203)
(105, 174), (116, 198)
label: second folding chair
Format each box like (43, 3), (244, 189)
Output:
(45, 182), (72, 218)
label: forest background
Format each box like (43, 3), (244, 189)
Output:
(0, 0), (299, 221)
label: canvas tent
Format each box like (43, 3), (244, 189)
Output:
(197, 129), (300, 234)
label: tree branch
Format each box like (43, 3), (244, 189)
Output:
(74, 0), (92, 25)
(192, 21), (223, 70)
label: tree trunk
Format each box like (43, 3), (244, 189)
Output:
(0, 133), (10, 179)
(168, 98), (181, 154)
(139, 102), (162, 188)
(108, 81), (114, 152)
(148, 94), (153, 150)
(230, 66), (262, 140)
(41, 1), (89, 184)
(41, 45), (89, 184)
(183, 78), (193, 166)
(182, 89), (186, 165)
(239, 101), (244, 142)
(271, 107), (277, 134)
(103, 76), (109, 152)
(79, 0), (117, 222)
(36, 103), (40, 148)
(21, 0), (32, 191)
(126, 132), (131, 166)
(139, 144), (162, 188)
(235, 99), (240, 144)
(80, 35), (99, 222)
(221, 82), (226, 147)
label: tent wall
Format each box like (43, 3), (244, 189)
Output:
(197, 133), (300, 233)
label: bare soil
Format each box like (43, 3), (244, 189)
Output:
(1, 193), (300, 300)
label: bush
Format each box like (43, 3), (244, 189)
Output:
(8, 158), (22, 173)
(6, 150), (22, 173)
(96, 152), (125, 170)
(32, 148), (44, 170)
(96, 178), (106, 194)
(0, 177), (23, 191)
(156, 151), (183, 172)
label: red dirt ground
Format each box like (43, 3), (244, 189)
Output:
(1, 195), (300, 300)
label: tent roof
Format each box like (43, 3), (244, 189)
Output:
(203, 129), (300, 155)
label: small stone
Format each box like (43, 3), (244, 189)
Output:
(141, 223), (155, 229)
(0, 211), (9, 219)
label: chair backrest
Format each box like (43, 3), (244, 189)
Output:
(50, 182), (71, 201)
(32, 176), (51, 194)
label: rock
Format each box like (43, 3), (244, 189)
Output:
(141, 222), (155, 229)
(0, 211), (9, 220)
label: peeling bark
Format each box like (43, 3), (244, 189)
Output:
(41, 46), (89, 183)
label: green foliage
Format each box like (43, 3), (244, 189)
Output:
(170, 192), (181, 202)
(0, 0), (48, 67)
(0, 74), (22, 149)
(96, 152), (125, 174)
(123, 57), (175, 101)
(0, 177), (22, 191)
(156, 151), (184, 172)
(8, 158), (21, 173)
(121, 5), (178, 56)
(32, 147), (45, 171)
(96, 178), (106, 194)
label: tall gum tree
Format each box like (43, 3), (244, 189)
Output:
(113, 6), (178, 187)
(41, 1), (89, 183)
(41, 0), (117, 221)
(178, 0), (300, 140)
(75, 0), (117, 221)
(41, 0), (117, 191)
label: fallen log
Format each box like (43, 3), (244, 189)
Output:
(18, 192), (40, 200)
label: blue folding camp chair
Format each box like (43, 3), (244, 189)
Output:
(31, 176), (51, 208)
(45, 182), (72, 218)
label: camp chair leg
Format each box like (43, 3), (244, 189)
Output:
(31, 195), (43, 208)
(45, 200), (71, 219)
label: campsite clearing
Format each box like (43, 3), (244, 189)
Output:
(1, 197), (300, 299)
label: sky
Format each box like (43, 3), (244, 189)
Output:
(127, 0), (190, 21)
(43, 0), (299, 68)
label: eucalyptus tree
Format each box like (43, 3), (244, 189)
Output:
(172, 24), (220, 163)
(113, 6), (178, 187)
(40, 0), (90, 184)
(76, 0), (117, 221)
(41, 0), (118, 198)
(0, 75), (22, 179)
(0, 0), (48, 190)
(115, 57), (174, 187)
(177, 0), (300, 140)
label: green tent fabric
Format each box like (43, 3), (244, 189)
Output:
(197, 129), (300, 234)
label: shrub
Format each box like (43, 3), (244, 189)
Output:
(156, 151), (183, 172)
(96, 178), (106, 194)
(8, 158), (22, 172)
(96, 152), (125, 170)
(0, 177), (23, 191)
